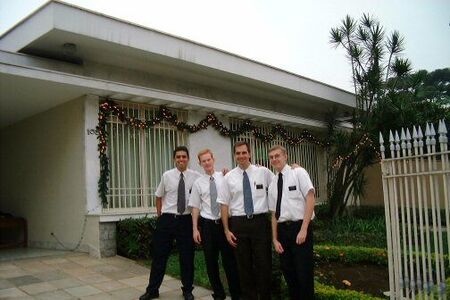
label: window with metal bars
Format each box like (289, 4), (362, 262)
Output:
(105, 101), (188, 213)
(230, 118), (327, 202)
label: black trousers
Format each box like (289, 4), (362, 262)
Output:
(230, 214), (272, 300)
(146, 213), (194, 294)
(201, 217), (241, 299)
(278, 221), (314, 300)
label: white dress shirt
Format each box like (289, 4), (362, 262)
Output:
(155, 168), (201, 214)
(218, 164), (274, 216)
(268, 164), (315, 222)
(189, 171), (225, 220)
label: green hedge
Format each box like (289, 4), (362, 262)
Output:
(315, 245), (387, 265)
(315, 282), (383, 300)
(116, 216), (158, 259)
(315, 245), (450, 274)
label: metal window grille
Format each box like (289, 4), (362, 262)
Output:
(230, 118), (327, 203)
(104, 101), (188, 213)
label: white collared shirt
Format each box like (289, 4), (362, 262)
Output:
(268, 164), (315, 222)
(189, 171), (224, 220)
(218, 164), (274, 216)
(155, 168), (201, 214)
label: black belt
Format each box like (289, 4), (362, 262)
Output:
(162, 213), (190, 219)
(202, 217), (222, 224)
(232, 213), (267, 220)
(279, 220), (302, 226)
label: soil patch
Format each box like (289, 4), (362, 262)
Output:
(316, 262), (389, 297)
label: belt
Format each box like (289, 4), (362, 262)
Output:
(232, 213), (267, 220)
(279, 220), (302, 226)
(161, 213), (190, 219)
(202, 217), (222, 225)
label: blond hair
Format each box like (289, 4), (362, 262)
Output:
(268, 145), (287, 155)
(197, 148), (214, 162)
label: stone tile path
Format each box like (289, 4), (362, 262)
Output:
(0, 250), (216, 299)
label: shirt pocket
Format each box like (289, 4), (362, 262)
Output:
(286, 179), (301, 200)
(254, 182), (266, 197)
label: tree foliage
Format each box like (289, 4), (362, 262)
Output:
(326, 14), (449, 217)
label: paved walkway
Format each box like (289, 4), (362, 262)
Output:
(0, 249), (215, 299)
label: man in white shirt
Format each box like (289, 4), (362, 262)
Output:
(189, 149), (241, 300)
(268, 145), (315, 300)
(141, 146), (200, 300)
(218, 141), (274, 300)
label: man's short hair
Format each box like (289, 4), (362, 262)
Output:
(173, 146), (189, 158)
(197, 148), (214, 161)
(233, 141), (251, 153)
(269, 145), (287, 155)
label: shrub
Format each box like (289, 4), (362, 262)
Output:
(316, 282), (384, 300)
(315, 245), (387, 266)
(314, 205), (387, 248)
(116, 216), (158, 259)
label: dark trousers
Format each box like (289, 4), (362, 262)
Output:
(278, 221), (314, 300)
(201, 217), (241, 299)
(230, 214), (272, 300)
(146, 214), (194, 294)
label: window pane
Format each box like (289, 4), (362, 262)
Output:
(229, 118), (326, 202)
(105, 101), (188, 212)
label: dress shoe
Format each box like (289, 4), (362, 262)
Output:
(139, 291), (159, 300)
(183, 291), (194, 300)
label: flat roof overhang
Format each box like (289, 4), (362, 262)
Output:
(1, 51), (339, 129)
(0, 1), (355, 129)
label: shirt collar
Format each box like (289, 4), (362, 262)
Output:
(237, 164), (253, 174)
(279, 164), (290, 176)
(176, 168), (188, 176)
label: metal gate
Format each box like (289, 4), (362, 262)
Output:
(380, 120), (449, 299)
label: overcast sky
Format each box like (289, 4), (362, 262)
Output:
(1, 0), (449, 92)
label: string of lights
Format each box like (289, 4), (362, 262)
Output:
(96, 98), (379, 205)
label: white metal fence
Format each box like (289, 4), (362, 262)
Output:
(230, 119), (327, 203)
(380, 120), (449, 299)
(104, 101), (188, 213)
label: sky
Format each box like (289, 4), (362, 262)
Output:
(0, 0), (449, 92)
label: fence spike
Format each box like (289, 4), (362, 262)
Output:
(430, 123), (436, 136)
(418, 126), (424, 139)
(379, 132), (385, 156)
(395, 131), (401, 152)
(438, 119), (447, 134)
(401, 128), (407, 149)
(425, 123), (431, 137)
(389, 130), (395, 153)
(438, 120), (448, 144)
(406, 128), (412, 150)
(418, 126), (424, 148)
(430, 123), (437, 146)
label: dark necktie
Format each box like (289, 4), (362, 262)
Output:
(275, 172), (283, 220)
(243, 171), (254, 216)
(210, 176), (219, 217)
(177, 173), (186, 214)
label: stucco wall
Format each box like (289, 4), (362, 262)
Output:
(0, 96), (88, 251)
(361, 164), (384, 206)
(187, 112), (233, 172)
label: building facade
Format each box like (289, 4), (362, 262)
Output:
(0, 1), (355, 257)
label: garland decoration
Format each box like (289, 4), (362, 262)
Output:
(96, 99), (328, 205)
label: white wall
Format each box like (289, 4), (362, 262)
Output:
(0, 96), (89, 251)
(187, 111), (232, 173)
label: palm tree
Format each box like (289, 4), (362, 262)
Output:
(326, 14), (412, 217)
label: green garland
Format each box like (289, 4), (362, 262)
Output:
(96, 99), (326, 206)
